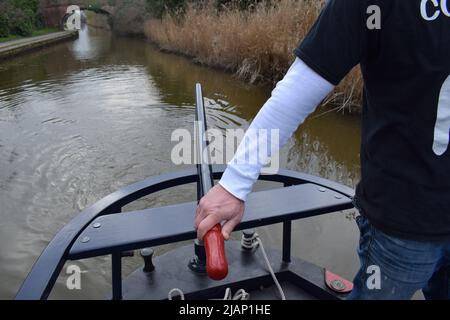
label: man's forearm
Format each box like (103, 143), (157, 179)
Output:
(219, 58), (335, 201)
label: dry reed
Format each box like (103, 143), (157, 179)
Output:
(144, 0), (363, 110)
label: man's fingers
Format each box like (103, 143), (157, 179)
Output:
(194, 202), (206, 229)
(197, 213), (222, 240)
(221, 217), (240, 240)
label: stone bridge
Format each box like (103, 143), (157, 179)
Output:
(40, 1), (116, 28)
(40, 0), (148, 35)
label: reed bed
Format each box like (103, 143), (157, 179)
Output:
(144, 0), (363, 110)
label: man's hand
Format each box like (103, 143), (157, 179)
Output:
(195, 184), (245, 240)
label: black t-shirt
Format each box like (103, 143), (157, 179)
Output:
(295, 0), (450, 240)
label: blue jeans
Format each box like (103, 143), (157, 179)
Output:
(348, 215), (450, 300)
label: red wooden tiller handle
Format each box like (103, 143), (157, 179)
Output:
(203, 224), (228, 281)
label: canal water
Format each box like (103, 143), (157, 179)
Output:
(0, 27), (361, 299)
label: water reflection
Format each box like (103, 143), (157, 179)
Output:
(0, 27), (361, 299)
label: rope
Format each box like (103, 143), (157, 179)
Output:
(223, 288), (250, 300)
(255, 236), (286, 300)
(168, 287), (249, 300)
(168, 288), (185, 300)
(241, 232), (286, 300)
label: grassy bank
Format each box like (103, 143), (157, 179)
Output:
(144, 0), (362, 111)
(0, 27), (60, 43)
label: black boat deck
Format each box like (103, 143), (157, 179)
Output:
(121, 241), (339, 300)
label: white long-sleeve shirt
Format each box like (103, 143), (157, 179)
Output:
(218, 58), (335, 201)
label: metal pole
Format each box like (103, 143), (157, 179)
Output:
(282, 183), (293, 263)
(111, 252), (122, 300)
(195, 83), (214, 198)
(282, 221), (292, 263)
(190, 83), (215, 272)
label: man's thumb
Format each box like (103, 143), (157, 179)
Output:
(221, 218), (239, 240)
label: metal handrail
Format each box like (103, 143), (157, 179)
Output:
(15, 168), (198, 300)
(15, 165), (353, 300)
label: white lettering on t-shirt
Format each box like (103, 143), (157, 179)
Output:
(433, 75), (450, 156)
(442, 0), (450, 16)
(421, 0), (450, 21)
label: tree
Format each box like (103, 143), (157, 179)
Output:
(1, 0), (42, 37)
